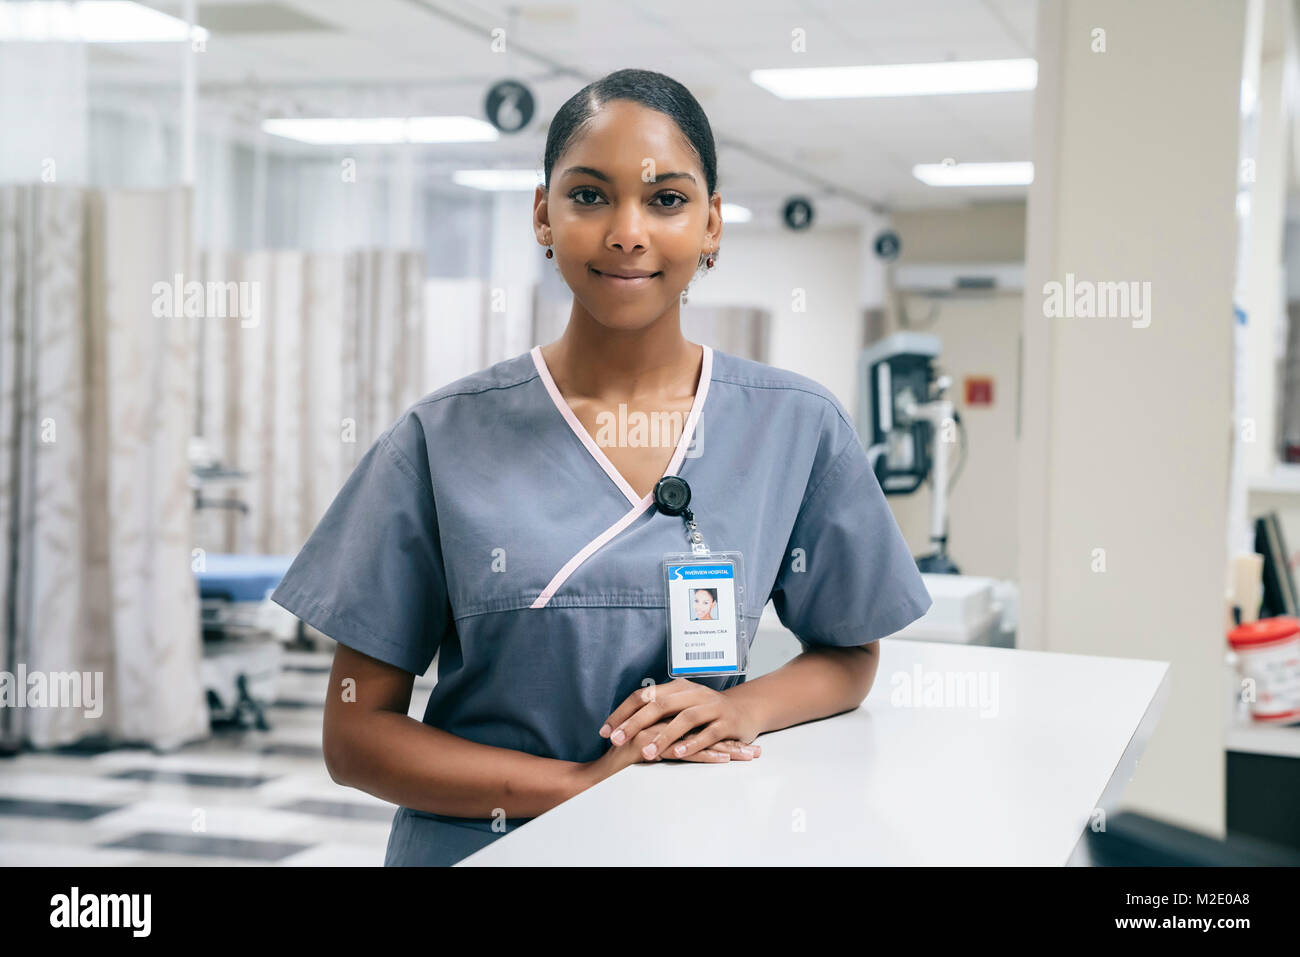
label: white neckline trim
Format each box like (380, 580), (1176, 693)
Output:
(530, 343), (713, 509)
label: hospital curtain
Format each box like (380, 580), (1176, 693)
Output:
(198, 273), (577, 556)
(0, 184), (207, 752)
(193, 249), (426, 555)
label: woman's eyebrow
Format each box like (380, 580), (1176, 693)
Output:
(562, 165), (697, 186)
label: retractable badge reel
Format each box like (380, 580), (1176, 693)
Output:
(654, 476), (748, 678)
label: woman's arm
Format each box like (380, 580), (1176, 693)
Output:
(723, 641), (881, 736)
(324, 644), (604, 820)
(322, 644), (743, 820)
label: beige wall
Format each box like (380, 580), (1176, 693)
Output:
(891, 201), (1027, 263)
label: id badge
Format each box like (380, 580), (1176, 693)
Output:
(662, 550), (748, 678)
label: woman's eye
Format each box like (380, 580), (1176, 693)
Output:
(568, 188), (687, 209)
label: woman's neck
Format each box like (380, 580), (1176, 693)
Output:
(542, 309), (701, 403)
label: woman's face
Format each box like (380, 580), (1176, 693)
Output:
(536, 100), (721, 330)
(693, 589), (715, 620)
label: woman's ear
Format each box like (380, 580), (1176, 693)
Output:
(533, 185), (552, 245)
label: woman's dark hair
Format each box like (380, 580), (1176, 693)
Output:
(543, 68), (717, 198)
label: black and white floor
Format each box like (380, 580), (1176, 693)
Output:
(0, 649), (432, 866)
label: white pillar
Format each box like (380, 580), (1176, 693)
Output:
(1018, 0), (1248, 835)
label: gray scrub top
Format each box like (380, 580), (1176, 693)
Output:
(270, 344), (932, 865)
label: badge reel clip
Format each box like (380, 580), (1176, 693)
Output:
(654, 476), (748, 679)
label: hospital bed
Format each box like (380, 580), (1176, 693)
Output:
(190, 443), (304, 730)
(196, 554), (301, 731)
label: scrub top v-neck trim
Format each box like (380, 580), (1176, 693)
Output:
(528, 344), (713, 610)
(528, 343), (713, 508)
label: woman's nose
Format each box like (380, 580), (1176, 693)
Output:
(606, 203), (649, 251)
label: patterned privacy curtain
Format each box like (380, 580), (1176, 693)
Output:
(193, 249), (426, 555)
(0, 184), (206, 752)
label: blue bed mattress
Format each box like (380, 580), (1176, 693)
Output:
(197, 554), (296, 602)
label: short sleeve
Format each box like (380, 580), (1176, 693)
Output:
(770, 412), (932, 647)
(270, 418), (451, 675)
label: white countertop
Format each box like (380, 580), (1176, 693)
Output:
(459, 639), (1170, 866)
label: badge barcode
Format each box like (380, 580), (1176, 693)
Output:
(685, 651), (725, 660)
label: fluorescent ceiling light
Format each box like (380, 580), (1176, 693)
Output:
(751, 59), (1036, 99)
(453, 169), (544, 191)
(0, 1), (208, 42)
(913, 161), (1033, 186)
(720, 203), (751, 223)
(262, 117), (499, 145)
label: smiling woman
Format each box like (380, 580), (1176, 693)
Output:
(272, 67), (931, 868)
(535, 69), (721, 324)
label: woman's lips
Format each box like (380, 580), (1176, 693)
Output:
(590, 266), (661, 289)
